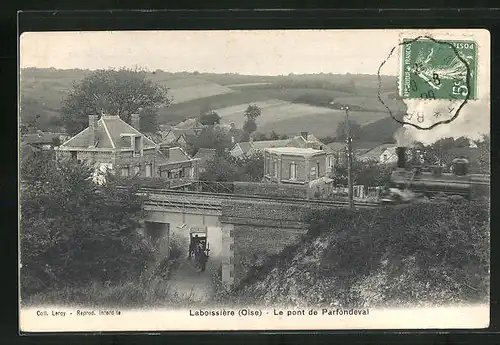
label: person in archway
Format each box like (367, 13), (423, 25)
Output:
(188, 234), (199, 260)
(195, 241), (208, 272)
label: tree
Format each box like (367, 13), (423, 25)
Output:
(335, 120), (363, 142)
(199, 110), (221, 126)
(187, 126), (233, 156)
(330, 158), (391, 188)
(269, 130), (280, 140)
(20, 153), (154, 297)
(60, 68), (170, 135)
(474, 134), (490, 174)
(243, 104), (262, 137)
(200, 150), (264, 182)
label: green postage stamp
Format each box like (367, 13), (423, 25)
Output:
(400, 38), (477, 100)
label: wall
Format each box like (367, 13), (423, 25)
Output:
(56, 148), (159, 177)
(144, 222), (170, 263)
(221, 198), (322, 286)
(233, 224), (306, 285)
(280, 155), (307, 182)
(145, 210), (223, 272)
(233, 181), (308, 199)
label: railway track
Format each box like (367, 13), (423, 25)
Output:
(128, 186), (381, 209)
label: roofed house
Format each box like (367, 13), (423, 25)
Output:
(264, 147), (327, 185)
(55, 113), (160, 178)
(193, 148), (217, 173)
(230, 131), (336, 173)
(162, 118), (205, 146)
(229, 139), (289, 158)
(22, 131), (69, 151)
(287, 132), (336, 173)
(358, 144), (398, 163)
(157, 146), (200, 181)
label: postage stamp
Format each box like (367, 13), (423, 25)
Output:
(400, 37), (477, 100)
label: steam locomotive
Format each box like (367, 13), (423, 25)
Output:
(380, 146), (490, 203)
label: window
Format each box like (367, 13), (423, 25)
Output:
(134, 165), (140, 176)
(273, 161), (278, 177)
(70, 151), (77, 159)
(134, 136), (142, 154)
(167, 170), (172, 179)
(311, 166), (316, 177)
(316, 162), (320, 178)
(145, 164), (152, 177)
(120, 167), (129, 177)
(290, 162), (297, 180)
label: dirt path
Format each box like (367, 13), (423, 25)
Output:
(167, 258), (216, 303)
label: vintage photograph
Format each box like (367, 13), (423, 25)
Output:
(18, 29), (490, 332)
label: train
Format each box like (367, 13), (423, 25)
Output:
(380, 146), (490, 203)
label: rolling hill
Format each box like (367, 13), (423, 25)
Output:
(19, 68), (406, 143)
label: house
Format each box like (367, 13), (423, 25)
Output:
(326, 142), (347, 166)
(229, 139), (289, 158)
(231, 131), (335, 173)
(162, 118), (205, 144)
(287, 132), (336, 173)
(55, 113), (161, 178)
(358, 144), (398, 163)
(193, 148), (217, 173)
(162, 128), (195, 146)
(22, 131), (69, 151)
(157, 146), (200, 180)
(175, 118), (204, 132)
(263, 147), (327, 185)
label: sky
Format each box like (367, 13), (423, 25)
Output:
(20, 30), (405, 75)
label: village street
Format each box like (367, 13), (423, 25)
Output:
(167, 258), (216, 304)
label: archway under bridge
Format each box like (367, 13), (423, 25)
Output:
(144, 209), (235, 288)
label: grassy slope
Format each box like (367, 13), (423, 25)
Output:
(232, 201), (490, 308)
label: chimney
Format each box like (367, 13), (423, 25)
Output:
(301, 131), (308, 141)
(396, 147), (406, 169)
(249, 136), (253, 144)
(88, 115), (98, 148)
(131, 113), (140, 130)
(231, 136), (235, 144)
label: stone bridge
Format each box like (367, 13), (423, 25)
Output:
(140, 188), (379, 288)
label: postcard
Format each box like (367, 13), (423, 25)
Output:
(19, 28), (490, 332)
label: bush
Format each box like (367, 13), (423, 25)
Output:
(235, 200), (489, 307)
(20, 154), (155, 299)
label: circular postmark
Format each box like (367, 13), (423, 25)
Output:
(378, 35), (476, 131)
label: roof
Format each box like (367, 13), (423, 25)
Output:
(288, 134), (334, 153)
(157, 146), (193, 165)
(359, 144), (397, 160)
(193, 148), (216, 164)
(232, 142), (252, 155)
(22, 132), (65, 145)
(59, 115), (157, 150)
(250, 139), (290, 150)
(265, 147), (325, 156)
(175, 118), (203, 130)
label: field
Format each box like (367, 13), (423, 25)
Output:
(20, 68), (406, 142)
(258, 110), (392, 138)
